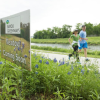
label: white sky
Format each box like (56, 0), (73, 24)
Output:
(0, 0), (100, 36)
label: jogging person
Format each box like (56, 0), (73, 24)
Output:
(78, 25), (89, 61)
(68, 29), (80, 62)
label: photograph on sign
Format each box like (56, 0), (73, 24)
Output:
(1, 10), (30, 70)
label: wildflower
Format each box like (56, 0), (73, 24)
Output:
(54, 58), (57, 62)
(18, 47), (20, 51)
(35, 64), (38, 68)
(35, 72), (38, 75)
(24, 55), (27, 58)
(62, 61), (65, 64)
(81, 69), (84, 72)
(81, 69), (84, 74)
(59, 60), (61, 63)
(41, 56), (44, 58)
(82, 66), (84, 68)
(66, 62), (69, 66)
(49, 58), (51, 60)
(29, 50), (30, 53)
(58, 64), (61, 66)
(58, 61), (64, 66)
(14, 48), (15, 51)
(71, 66), (74, 70)
(46, 61), (49, 64)
(0, 62), (2, 64)
(75, 65), (77, 67)
(82, 72), (84, 74)
(33, 53), (36, 57)
(87, 70), (89, 73)
(94, 71), (99, 74)
(22, 42), (25, 48)
(67, 72), (71, 75)
(19, 40), (21, 45)
(39, 60), (42, 63)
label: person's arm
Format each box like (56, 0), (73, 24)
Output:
(68, 38), (72, 44)
(80, 37), (88, 40)
(79, 37), (82, 41)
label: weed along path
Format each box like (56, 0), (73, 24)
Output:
(32, 49), (100, 68)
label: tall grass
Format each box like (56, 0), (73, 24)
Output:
(31, 45), (100, 57)
(31, 45), (73, 52)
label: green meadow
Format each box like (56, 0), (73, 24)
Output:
(31, 37), (100, 45)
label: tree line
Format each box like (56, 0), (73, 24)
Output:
(33, 22), (100, 39)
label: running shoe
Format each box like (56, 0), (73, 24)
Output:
(85, 58), (89, 61)
(68, 55), (70, 60)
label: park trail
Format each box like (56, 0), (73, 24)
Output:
(31, 49), (100, 68)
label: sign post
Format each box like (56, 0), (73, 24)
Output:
(0, 10), (31, 70)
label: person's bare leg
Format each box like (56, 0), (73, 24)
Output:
(83, 48), (87, 58)
(78, 49), (81, 53)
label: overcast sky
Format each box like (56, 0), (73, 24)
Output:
(0, 0), (100, 36)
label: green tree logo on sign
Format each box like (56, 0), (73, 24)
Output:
(6, 20), (9, 24)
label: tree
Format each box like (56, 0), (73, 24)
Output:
(85, 22), (93, 36)
(61, 24), (72, 38)
(33, 23), (100, 39)
(75, 23), (82, 32)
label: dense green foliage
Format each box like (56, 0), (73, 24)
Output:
(33, 25), (72, 39)
(0, 52), (100, 99)
(32, 54), (100, 100)
(33, 22), (100, 39)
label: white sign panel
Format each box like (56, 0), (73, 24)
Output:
(5, 16), (20, 34)
(1, 10), (31, 70)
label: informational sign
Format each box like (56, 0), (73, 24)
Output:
(0, 10), (31, 70)
(5, 16), (20, 34)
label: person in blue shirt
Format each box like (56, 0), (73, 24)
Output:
(78, 25), (89, 61)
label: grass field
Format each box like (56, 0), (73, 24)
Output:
(31, 37), (100, 45)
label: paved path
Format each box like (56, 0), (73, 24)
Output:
(31, 49), (100, 67)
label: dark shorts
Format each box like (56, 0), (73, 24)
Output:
(72, 45), (78, 51)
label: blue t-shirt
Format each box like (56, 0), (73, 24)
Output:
(79, 30), (86, 43)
